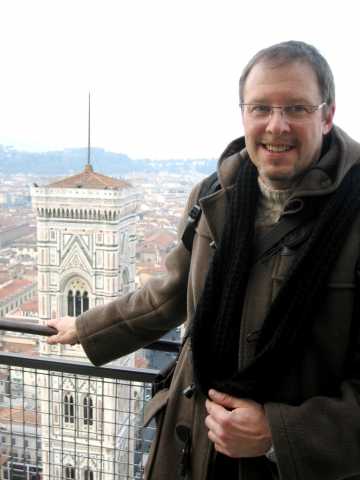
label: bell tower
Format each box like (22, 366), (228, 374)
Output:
(31, 95), (141, 479)
(31, 164), (138, 358)
(31, 161), (140, 478)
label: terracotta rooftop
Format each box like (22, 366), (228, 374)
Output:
(6, 297), (38, 318)
(0, 279), (33, 301)
(144, 230), (177, 248)
(47, 164), (132, 190)
(19, 298), (38, 314)
(0, 407), (40, 426)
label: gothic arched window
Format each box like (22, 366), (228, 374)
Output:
(83, 396), (93, 426)
(84, 469), (94, 480)
(64, 394), (75, 423)
(66, 280), (90, 317)
(75, 291), (82, 316)
(64, 465), (75, 479)
(83, 292), (89, 313)
(67, 291), (74, 316)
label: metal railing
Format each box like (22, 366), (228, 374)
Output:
(0, 320), (180, 480)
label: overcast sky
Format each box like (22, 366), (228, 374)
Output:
(0, 0), (358, 160)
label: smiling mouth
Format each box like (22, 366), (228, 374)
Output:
(262, 143), (294, 153)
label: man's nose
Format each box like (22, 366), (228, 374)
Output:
(265, 109), (291, 135)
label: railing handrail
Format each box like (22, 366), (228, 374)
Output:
(0, 351), (160, 382)
(0, 319), (56, 336)
(0, 318), (181, 353)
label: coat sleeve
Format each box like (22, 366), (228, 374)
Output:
(265, 340), (360, 480)
(75, 182), (203, 366)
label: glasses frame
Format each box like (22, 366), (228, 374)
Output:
(239, 102), (327, 122)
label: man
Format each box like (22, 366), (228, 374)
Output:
(48, 41), (360, 479)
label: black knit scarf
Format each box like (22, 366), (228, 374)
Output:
(191, 157), (360, 403)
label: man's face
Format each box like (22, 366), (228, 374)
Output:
(242, 60), (335, 190)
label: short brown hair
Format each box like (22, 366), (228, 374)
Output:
(239, 40), (335, 106)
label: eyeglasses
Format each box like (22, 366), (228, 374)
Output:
(239, 102), (327, 122)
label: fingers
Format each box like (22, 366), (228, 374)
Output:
(207, 430), (228, 455)
(205, 402), (228, 455)
(205, 400), (240, 458)
(46, 320), (58, 344)
(47, 333), (61, 345)
(205, 401), (227, 434)
(208, 389), (254, 409)
(46, 330), (73, 345)
(205, 398), (230, 424)
(205, 391), (272, 458)
(205, 399), (235, 448)
(45, 317), (78, 345)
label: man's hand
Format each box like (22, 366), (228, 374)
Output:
(205, 389), (272, 458)
(47, 316), (78, 345)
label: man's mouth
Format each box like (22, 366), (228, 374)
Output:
(261, 143), (294, 153)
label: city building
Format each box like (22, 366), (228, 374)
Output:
(0, 280), (37, 321)
(31, 162), (141, 479)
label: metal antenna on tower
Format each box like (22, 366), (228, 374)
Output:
(87, 92), (91, 165)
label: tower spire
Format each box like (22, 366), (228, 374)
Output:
(87, 92), (91, 166)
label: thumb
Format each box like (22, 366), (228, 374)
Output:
(208, 389), (246, 409)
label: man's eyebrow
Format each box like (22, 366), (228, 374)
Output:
(244, 97), (312, 104)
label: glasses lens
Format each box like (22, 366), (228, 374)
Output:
(284, 105), (309, 120)
(248, 105), (271, 117)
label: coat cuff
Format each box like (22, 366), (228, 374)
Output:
(265, 402), (299, 480)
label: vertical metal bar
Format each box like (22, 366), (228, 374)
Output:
(86, 374), (90, 479)
(99, 373), (104, 479)
(113, 378), (119, 480)
(20, 366), (25, 478)
(74, 374), (78, 480)
(61, 370), (65, 480)
(8, 366), (13, 474)
(34, 368), (40, 479)
(47, 368), (52, 480)
(127, 380), (131, 478)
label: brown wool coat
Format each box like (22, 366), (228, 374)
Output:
(76, 126), (360, 480)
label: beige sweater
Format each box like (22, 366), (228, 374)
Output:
(256, 177), (292, 228)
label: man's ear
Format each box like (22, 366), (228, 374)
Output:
(323, 103), (336, 135)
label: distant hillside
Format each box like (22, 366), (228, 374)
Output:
(0, 146), (217, 175)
